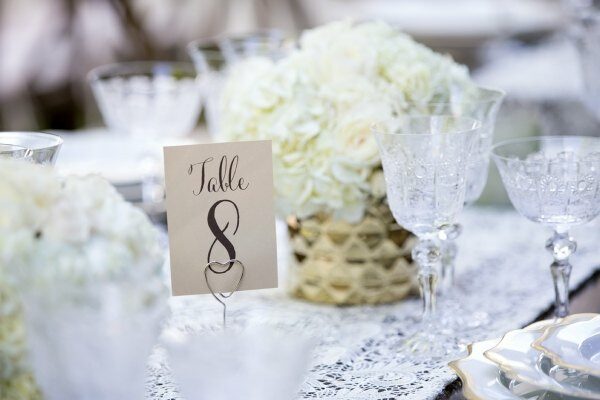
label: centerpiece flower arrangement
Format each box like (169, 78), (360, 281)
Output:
(221, 20), (478, 305)
(0, 160), (166, 399)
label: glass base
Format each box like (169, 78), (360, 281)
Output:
(440, 303), (491, 330)
(392, 318), (465, 361)
(438, 281), (491, 330)
(404, 332), (449, 357)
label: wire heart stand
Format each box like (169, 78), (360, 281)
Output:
(204, 259), (245, 329)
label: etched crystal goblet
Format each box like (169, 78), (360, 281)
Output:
(399, 87), (505, 291)
(187, 30), (290, 137)
(372, 116), (481, 356)
(492, 136), (600, 318)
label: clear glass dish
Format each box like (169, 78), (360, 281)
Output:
(0, 132), (63, 165)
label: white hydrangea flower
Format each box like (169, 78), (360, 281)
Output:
(221, 20), (476, 222)
(0, 161), (60, 232)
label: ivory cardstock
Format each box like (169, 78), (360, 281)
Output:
(164, 140), (278, 296)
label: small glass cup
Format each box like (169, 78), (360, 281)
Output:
(89, 61), (202, 209)
(492, 135), (600, 318)
(88, 62), (202, 138)
(372, 116), (481, 358)
(0, 132), (62, 165)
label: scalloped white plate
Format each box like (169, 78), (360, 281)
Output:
(534, 315), (600, 379)
(449, 338), (579, 399)
(485, 314), (600, 399)
(450, 339), (520, 400)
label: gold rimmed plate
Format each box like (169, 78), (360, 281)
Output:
(449, 339), (521, 400)
(449, 339), (576, 400)
(485, 314), (600, 399)
(533, 314), (600, 379)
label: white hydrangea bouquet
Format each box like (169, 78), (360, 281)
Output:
(222, 20), (477, 222)
(0, 160), (166, 399)
(221, 20), (478, 305)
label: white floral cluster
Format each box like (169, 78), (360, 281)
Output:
(0, 160), (163, 394)
(0, 161), (163, 287)
(221, 20), (477, 222)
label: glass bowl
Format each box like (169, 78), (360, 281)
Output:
(88, 61), (202, 138)
(0, 132), (63, 165)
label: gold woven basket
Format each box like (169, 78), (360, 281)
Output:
(287, 200), (418, 305)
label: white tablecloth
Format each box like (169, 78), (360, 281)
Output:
(146, 208), (600, 400)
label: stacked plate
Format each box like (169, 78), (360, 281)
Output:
(450, 313), (600, 399)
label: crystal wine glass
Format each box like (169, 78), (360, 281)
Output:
(89, 62), (202, 211)
(372, 116), (481, 356)
(187, 30), (291, 137)
(187, 38), (229, 137)
(399, 87), (505, 291)
(492, 136), (600, 318)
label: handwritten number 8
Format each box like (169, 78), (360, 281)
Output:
(207, 199), (240, 273)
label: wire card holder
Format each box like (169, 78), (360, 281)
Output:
(204, 259), (245, 328)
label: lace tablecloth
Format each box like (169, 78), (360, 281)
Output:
(146, 208), (600, 400)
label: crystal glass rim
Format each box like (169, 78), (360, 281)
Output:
(0, 143), (28, 152)
(87, 61), (198, 84)
(371, 115), (482, 138)
(401, 86), (506, 108)
(220, 28), (288, 49)
(187, 29), (291, 61)
(187, 38), (226, 63)
(0, 131), (63, 150)
(188, 28), (288, 47)
(491, 135), (600, 163)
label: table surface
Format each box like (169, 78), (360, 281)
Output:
(146, 208), (600, 400)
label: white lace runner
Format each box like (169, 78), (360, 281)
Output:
(146, 208), (600, 400)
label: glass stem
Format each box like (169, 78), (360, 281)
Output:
(545, 229), (576, 318)
(140, 151), (164, 210)
(412, 236), (441, 322)
(439, 223), (462, 293)
(418, 272), (437, 321)
(440, 241), (456, 292)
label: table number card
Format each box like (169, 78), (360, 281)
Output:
(164, 140), (278, 296)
